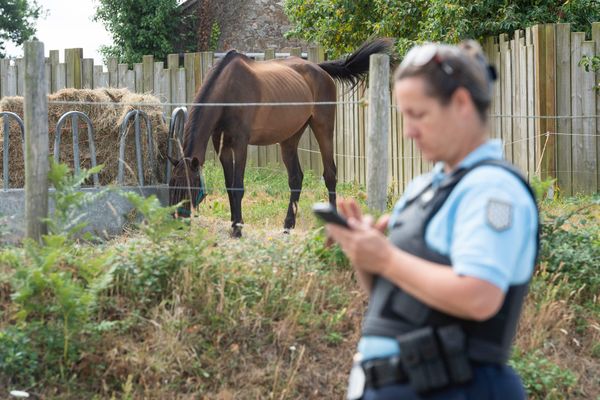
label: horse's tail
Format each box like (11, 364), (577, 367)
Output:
(317, 38), (394, 87)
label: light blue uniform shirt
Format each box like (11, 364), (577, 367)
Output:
(358, 139), (538, 360)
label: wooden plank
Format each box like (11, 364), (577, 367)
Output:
(44, 58), (51, 94)
(184, 53), (195, 104)
(358, 83), (367, 186)
(500, 34), (513, 161)
(543, 24), (557, 181)
(555, 23), (572, 195)
(6, 63), (17, 96)
(107, 57), (118, 87)
(134, 63), (143, 93)
(492, 37), (502, 140)
(592, 22), (600, 192)
(49, 50), (59, 93)
(142, 55), (154, 93)
(579, 40), (597, 193)
(16, 58), (24, 95)
(533, 25), (546, 177)
(0, 59), (10, 98)
(125, 69), (135, 91)
(193, 52), (201, 92)
(93, 65), (103, 88)
(571, 32), (585, 194)
(513, 31), (529, 174)
(55, 63), (66, 91)
(82, 58), (94, 89)
(511, 34), (523, 169)
(65, 48), (83, 89)
(526, 29), (536, 180)
(153, 62), (164, 100)
(117, 64), (128, 88)
(167, 54), (179, 118)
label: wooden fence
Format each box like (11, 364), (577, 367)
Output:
(1, 22), (599, 196)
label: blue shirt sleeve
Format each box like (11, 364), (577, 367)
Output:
(445, 168), (537, 292)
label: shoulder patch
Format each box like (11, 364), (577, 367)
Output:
(486, 199), (512, 231)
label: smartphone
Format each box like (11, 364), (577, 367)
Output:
(312, 202), (350, 228)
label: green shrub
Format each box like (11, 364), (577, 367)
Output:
(538, 197), (600, 303)
(510, 350), (578, 399)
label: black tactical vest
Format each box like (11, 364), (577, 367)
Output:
(361, 160), (538, 364)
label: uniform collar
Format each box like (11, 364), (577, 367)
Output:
(431, 139), (504, 186)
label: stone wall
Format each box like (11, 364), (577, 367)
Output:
(216, 0), (306, 52)
(179, 0), (308, 53)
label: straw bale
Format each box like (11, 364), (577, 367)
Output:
(0, 88), (168, 188)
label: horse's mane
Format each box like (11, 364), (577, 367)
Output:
(183, 50), (247, 149)
(196, 50), (247, 103)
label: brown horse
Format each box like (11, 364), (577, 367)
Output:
(169, 38), (392, 237)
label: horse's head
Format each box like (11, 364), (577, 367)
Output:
(168, 156), (206, 218)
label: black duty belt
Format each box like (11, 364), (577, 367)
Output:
(362, 355), (409, 388)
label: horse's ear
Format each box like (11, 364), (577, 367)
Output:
(167, 155), (180, 167)
(191, 157), (200, 171)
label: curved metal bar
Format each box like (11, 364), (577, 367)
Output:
(118, 109), (155, 186)
(166, 106), (188, 182)
(54, 111), (99, 186)
(1, 112), (25, 190)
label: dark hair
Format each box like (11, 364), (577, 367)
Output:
(394, 40), (496, 122)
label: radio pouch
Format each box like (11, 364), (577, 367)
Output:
(397, 326), (449, 393)
(437, 324), (473, 384)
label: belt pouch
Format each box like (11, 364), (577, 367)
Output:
(397, 327), (449, 393)
(437, 324), (473, 384)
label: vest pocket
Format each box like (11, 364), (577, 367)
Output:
(390, 290), (430, 325)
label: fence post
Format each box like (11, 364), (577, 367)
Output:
(24, 41), (49, 242)
(367, 53), (389, 212)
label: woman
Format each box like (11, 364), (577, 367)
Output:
(326, 41), (538, 400)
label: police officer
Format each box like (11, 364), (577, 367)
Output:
(326, 40), (538, 400)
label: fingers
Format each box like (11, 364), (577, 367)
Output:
(375, 214), (391, 232)
(337, 197), (363, 221)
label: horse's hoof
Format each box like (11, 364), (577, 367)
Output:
(283, 228), (291, 235)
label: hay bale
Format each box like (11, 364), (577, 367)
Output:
(0, 88), (168, 188)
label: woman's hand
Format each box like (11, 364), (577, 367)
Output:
(326, 198), (394, 275)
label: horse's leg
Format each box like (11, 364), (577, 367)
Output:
(229, 143), (248, 238)
(309, 109), (337, 207)
(280, 128), (306, 232)
(219, 141), (235, 228)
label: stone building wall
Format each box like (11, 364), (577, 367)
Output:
(179, 0), (307, 53)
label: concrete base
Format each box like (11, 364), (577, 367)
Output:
(0, 185), (169, 244)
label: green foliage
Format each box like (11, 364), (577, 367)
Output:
(0, 0), (43, 57)
(529, 175), (557, 203)
(579, 54), (600, 90)
(94, 0), (185, 65)
(284, 0), (600, 57)
(538, 197), (600, 303)
(46, 159), (106, 240)
(0, 326), (39, 386)
(122, 191), (186, 244)
(209, 22), (221, 52)
(510, 349), (578, 399)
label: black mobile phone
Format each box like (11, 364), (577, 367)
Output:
(312, 202), (350, 228)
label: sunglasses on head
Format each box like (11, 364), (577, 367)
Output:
(401, 43), (458, 75)
(401, 43), (498, 82)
